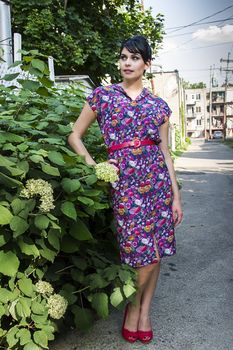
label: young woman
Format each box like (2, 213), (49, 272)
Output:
(68, 35), (183, 344)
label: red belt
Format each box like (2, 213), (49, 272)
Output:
(108, 138), (161, 153)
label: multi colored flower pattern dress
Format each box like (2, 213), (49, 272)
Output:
(87, 84), (176, 268)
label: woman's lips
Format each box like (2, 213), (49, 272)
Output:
(123, 69), (134, 74)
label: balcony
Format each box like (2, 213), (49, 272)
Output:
(186, 113), (196, 119)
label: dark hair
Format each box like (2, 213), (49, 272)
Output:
(120, 35), (152, 63)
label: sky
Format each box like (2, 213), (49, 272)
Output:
(144, 0), (233, 86)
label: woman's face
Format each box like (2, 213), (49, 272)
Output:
(119, 47), (150, 81)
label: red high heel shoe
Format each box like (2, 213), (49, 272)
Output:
(121, 304), (138, 343)
(138, 329), (153, 344)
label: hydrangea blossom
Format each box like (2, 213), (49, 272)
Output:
(95, 162), (119, 183)
(35, 281), (54, 295)
(47, 294), (68, 319)
(20, 178), (55, 212)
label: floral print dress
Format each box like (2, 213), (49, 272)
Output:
(87, 84), (176, 268)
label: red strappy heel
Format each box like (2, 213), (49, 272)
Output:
(121, 304), (138, 343)
(138, 329), (153, 344)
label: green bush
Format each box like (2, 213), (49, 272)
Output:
(0, 51), (136, 349)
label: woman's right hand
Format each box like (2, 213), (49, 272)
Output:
(107, 159), (120, 174)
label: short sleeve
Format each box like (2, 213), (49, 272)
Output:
(86, 86), (103, 117)
(159, 99), (172, 125)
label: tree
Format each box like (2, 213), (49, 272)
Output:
(11, 0), (165, 84)
(182, 80), (206, 89)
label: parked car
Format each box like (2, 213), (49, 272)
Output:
(213, 131), (223, 139)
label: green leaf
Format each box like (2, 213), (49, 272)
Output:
(110, 287), (124, 307)
(0, 251), (19, 277)
(118, 270), (131, 283)
(10, 216), (29, 237)
(3, 72), (20, 81)
(31, 58), (46, 72)
(87, 273), (109, 290)
(16, 297), (31, 318)
(61, 178), (81, 193)
(23, 341), (41, 350)
(0, 204), (13, 225)
(0, 229), (11, 247)
(60, 236), (79, 253)
(29, 154), (44, 163)
(84, 174), (97, 185)
(36, 238), (57, 262)
(31, 313), (48, 324)
(0, 171), (22, 187)
(41, 163), (60, 176)
(72, 305), (94, 331)
(18, 277), (33, 297)
(71, 256), (88, 271)
(11, 198), (25, 215)
(34, 215), (50, 230)
(18, 237), (40, 257)
(33, 330), (48, 348)
(0, 288), (15, 303)
(77, 196), (95, 206)
(18, 79), (40, 91)
(123, 284), (136, 298)
(40, 325), (55, 341)
(6, 326), (18, 347)
(48, 229), (60, 250)
(92, 292), (109, 319)
(0, 303), (5, 317)
(31, 300), (45, 315)
(103, 266), (118, 281)
(17, 328), (31, 346)
(48, 151), (65, 166)
(61, 201), (77, 220)
(70, 219), (93, 241)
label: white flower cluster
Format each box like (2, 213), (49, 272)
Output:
(47, 294), (68, 319)
(20, 179), (55, 212)
(95, 162), (119, 183)
(35, 280), (54, 295)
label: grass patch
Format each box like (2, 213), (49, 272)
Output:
(223, 139), (233, 148)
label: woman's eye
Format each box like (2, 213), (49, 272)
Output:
(132, 56), (139, 60)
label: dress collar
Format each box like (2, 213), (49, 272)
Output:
(112, 83), (150, 102)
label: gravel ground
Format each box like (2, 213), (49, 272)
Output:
(51, 139), (233, 350)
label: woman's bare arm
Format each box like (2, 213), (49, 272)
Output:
(68, 102), (97, 165)
(159, 121), (183, 226)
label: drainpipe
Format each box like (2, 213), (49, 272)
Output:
(0, 0), (13, 65)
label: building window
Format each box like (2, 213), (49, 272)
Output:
(192, 95), (195, 99)
(196, 106), (201, 113)
(196, 93), (201, 100)
(186, 94), (188, 100)
(197, 120), (202, 125)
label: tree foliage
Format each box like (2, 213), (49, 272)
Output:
(11, 0), (165, 84)
(0, 52), (137, 349)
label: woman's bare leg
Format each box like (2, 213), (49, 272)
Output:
(123, 263), (159, 331)
(138, 262), (161, 330)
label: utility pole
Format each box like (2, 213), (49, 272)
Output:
(208, 66), (213, 139)
(220, 53), (233, 140)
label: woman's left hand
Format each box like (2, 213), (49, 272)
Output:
(172, 198), (183, 227)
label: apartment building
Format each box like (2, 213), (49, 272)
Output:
(185, 88), (206, 138)
(185, 86), (233, 138)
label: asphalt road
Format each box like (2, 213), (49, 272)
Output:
(51, 139), (233, 350)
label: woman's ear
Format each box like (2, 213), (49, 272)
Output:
(145, 60), (151, 71)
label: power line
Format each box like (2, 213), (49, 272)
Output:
(159, 41), (233, 55)
(166, 5), (233, 33)
(166, 19), (233, 38)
